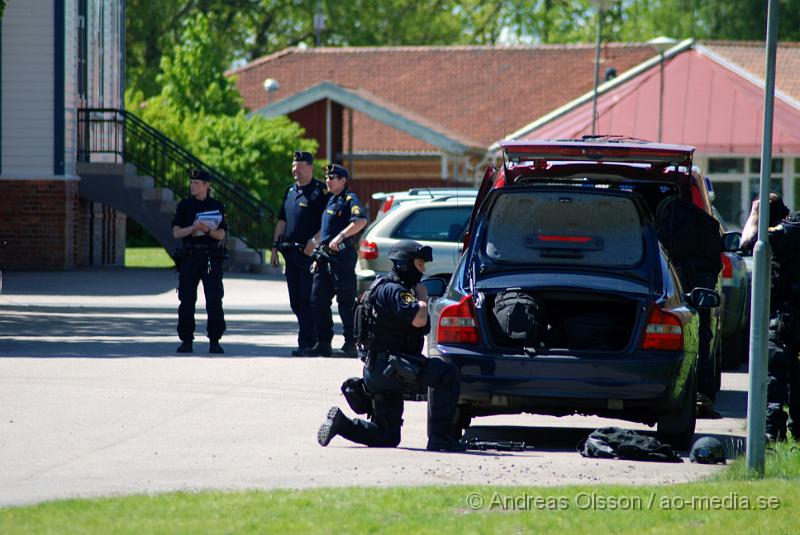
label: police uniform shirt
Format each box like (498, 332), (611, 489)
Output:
(172, 196), (227, 246)
(372, 280), (429, 353)
(320, 189), (367, 243)
(278, 180), (328, 242)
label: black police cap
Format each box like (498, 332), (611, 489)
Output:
(189, 168), (212, 182)
(388, 240), (433, 263)
(325, 163), (350, 180)
(293, 151), (314, 164)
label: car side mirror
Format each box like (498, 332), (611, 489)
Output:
(686, 287), (721, 309)
(722, 231), (741, 253)
(421, 277), (448, 299)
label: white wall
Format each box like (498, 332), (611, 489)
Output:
(1, 0), (55, 176)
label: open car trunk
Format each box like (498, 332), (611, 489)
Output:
(481, 288), (643, 353)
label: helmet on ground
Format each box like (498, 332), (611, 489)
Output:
(689, 436), (726, 464)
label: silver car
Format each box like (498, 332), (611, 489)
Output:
(356, 197), (475, 294)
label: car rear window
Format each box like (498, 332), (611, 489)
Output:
(484, 191), (644, 267)
(390, 206), (471, 242)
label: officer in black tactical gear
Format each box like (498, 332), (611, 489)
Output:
(172, 168), (227, 354)
(271, 151), (329, 356)
(317, 239), (466, 452)
(741, 192), (800, 441)
(656, 182), (723, 417)
(309, 164), (367, 357)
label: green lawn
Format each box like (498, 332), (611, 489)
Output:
(2, 441), (798, 534)
(124, 247), (174, 269)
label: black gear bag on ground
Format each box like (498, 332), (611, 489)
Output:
(577, 427), (682, 462)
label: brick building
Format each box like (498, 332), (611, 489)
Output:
(0, 0), (125, 270)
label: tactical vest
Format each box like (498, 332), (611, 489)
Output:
(368, 273), (425, 355)
(771, 215), (800, 315)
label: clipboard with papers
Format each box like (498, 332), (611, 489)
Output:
(195, 210), (223, 235)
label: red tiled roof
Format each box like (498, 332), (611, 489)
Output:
(231, 45), (656, 152)
(702, 41), (800, 102)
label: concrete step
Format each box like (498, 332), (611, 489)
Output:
(227, 237), (249, 252)
(123, 175), (155, 189)
(142, 188), (174, 202)
(228, 249), (262, 266)
(77, 162), (137, 176)
(160, 200), (179, 214)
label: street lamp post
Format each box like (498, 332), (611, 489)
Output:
(590, 0), (616, 136)
(648, 36), (677, 142)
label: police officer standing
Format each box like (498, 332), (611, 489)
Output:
(741, 192), (800, 441)
(316, 240), (466, 452)
(656, 187), (723, 417)
(309, 164), (367, 357)
(172, 168), (227, 354)
(271, 151), (328, 356)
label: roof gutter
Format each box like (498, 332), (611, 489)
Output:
(488, 38), (695, 152)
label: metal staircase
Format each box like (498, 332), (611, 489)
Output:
(77, 108), (275, 272)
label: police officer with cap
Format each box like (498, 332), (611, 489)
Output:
(742, 192), (800, 441)
(172, 168), (227, 353)
(271, 151), (329, 356)
(317, 239), (466, 452)
(309, 163), (367, 357)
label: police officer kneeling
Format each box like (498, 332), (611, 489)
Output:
(172, 168), (227, 354)
(317, 240), (466, 452)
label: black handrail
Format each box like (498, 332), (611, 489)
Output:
(77, 108), (275, 251)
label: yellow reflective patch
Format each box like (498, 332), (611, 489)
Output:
(400, 291), (415, 305)
(299, 202), (308, 207)
(326, 209), (335, 214)
(351, 205), (362, 215)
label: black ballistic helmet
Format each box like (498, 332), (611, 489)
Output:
(293, 151), (314, 164)
(689, 436), (726, 464)
(388, 240), (433, 265)
(189, 168), (212, 182)
(767, 191), (790, 226)
(325, 163), (350, 180)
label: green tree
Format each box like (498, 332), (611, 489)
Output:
(127, 14), (320, 209)
(157, 13), (243, 117)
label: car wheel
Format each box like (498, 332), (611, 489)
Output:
(721, 327), (744, 371)
(657, 372), (697, 451)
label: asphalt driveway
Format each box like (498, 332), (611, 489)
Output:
(0, 268), (749, 507)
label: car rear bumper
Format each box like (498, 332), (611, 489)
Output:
(435, 346), (693, 420)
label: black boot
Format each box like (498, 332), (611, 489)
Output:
(177, 341), (193, 353)
(318, 406), (348, 446)
(291, 346), (315, 356)
(427, 435), (467, 452)
(308, 342), (332, 357)
(209, 340), (224, 354)
(333, 341), (358, 358)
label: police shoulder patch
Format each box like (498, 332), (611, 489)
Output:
(399, 291), (415, 306)
(351, 205), (362, 216)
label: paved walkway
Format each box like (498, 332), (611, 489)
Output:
(0, 268), (748, 507)
(0, 268), (342, 357)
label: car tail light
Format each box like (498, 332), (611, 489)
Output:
(380, 195), (395, 213)
(639, 305), (683, 351)
(437, 295), (480, 344)
(358, 240), (378, 260)
(720, 253), (733, 286)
